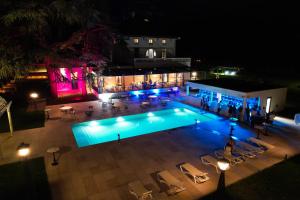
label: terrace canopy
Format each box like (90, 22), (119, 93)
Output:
(0, 96), (13, 135)
(186, 79), (287, 121)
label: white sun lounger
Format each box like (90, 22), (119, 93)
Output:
(179, 163), (209, 183)
(248, 137), (275, 150)
(200, 155), (220, 173)
(157, 170), (186, 195)
(233, 146), (256, 159)
(128, 180), (153, 200)
(237, 141), (265, 154)
(215, 149), (243, 166)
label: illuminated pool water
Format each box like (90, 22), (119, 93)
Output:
(72, 108), (211, 147)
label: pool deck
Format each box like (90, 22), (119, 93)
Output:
(1, 94), (300, 200)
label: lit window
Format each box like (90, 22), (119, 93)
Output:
(162, 49), (167, 58)
(162, 39), (166, 44)
(133, 38), (139, 44)
(148, 39), (153, 44)
(146, 49), (156, 58)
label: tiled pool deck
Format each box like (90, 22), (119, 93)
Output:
(1, 94), (300, 200)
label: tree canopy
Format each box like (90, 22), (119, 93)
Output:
(0, 0), (112, 80)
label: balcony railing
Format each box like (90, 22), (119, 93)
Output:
(134, 58), (191, 67)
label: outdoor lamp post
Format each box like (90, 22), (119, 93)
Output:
(29, 92), (39, 99)
(29, 92), (39, 110)
(217, 159), (230, 195)
(17, 142), (35, 198)
(17, 142), (30, 158)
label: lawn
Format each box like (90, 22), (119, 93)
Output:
(201, 154), (300, 200)
(0, 80), (46, 133)
(0, 106), (45, 133)
(0, 157), (52, 200)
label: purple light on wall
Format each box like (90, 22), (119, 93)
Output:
(48, 66), (87, 98)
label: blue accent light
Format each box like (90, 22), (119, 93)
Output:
(132, 91), (140, 96)
(152, 89), (160, 94)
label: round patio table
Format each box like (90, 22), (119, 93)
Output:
(44, 108), (51, 120)
(148, 95), (158, 99)
(141, 101), (150, 105)
(59, 106), (72, 111)
(47, 147), (60, 166)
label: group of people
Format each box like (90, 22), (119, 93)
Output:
(200, 96), (210, 111)
(130, 80), (158, 90)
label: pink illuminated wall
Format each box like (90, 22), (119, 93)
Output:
(48, 66), (87, 98)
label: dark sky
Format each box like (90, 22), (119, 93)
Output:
(110, 0), (300, 71)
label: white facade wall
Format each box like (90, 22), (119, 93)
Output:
(186, 81), (288, 119)
(124, 36), (177, 58)
(247, 88), (287, 112)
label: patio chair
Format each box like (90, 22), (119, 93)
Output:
(69, 108), (78, 121)
(236, 141), (265, 154)
(233, 146), (256, 159)
(248, 137), (275, 150)
(157, 170), (186, 195)
(200, 155), (220, 173)
(128, 180), (153, 200)
(179, 163), (209, 183)
(214, 149), (243, 166)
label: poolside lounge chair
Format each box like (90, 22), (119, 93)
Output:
(200, 155), (220, 173)
(157, 170), (186, 195)
(179, 163), (209, 183)
(215, 149), (243, 166)
(248, 137), (275, 150)
(128, 180), (153, 200)
(233, 146), (256, 159)
(237, 141), (265, 154)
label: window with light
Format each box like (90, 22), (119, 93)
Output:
(133, 38), (139, 44)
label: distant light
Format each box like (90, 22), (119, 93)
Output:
(30, 92), (39, 99)
(17, 142), (30, 157)
(132, 91), (140, 96)
(231, 136), (238, 140)
(196, 119), (201, 124)
(217, 160), (230, 171)
(116, 117), (125, 122)
(99, 93), (113, 102)
(172, 87), (178, 91)
(192, 72), (197, 76)
(89, 121), (98, 126)
(144, 18), (149, 22)
(224, 71), (230, 75)
(230, 71), (236, 76)
(212, 130), (220, 135)
(152, 89), (159, 94)
(230, 122), (237, 127)
(147, 112), (154, 117)
(174, 108), (180, 112)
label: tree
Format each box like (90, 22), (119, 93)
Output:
(0, 0), (108, 80)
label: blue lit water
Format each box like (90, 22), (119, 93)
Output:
(72, 108), (211, 147)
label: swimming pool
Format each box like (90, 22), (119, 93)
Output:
(72, 108), (210, 147)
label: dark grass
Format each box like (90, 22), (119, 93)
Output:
(201, 155), (300, 200)
(0, 80), (46, 133)
(0, 157), (52, 200)
(0, 106), (45, 133)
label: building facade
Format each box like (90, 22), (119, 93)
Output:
(48, 35), (199, 98)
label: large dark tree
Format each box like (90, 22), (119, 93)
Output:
(0, 0), (111, 80)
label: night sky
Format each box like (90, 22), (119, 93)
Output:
(110, 0), (300, 73)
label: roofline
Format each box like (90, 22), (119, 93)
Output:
(122, 35), (180, 39)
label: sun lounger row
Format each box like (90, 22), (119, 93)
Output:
(129, 139), (275, 199)
(128, 162), (209, 198)
(248, 137), (275, 150)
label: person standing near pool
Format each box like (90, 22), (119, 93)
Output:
(117, 133), (120, 144)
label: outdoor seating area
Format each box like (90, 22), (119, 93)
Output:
(1, 92), (299, 200)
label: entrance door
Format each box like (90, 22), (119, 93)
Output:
(266, 97), (272, 113)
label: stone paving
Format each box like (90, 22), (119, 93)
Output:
(1, 94), (300, 200)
